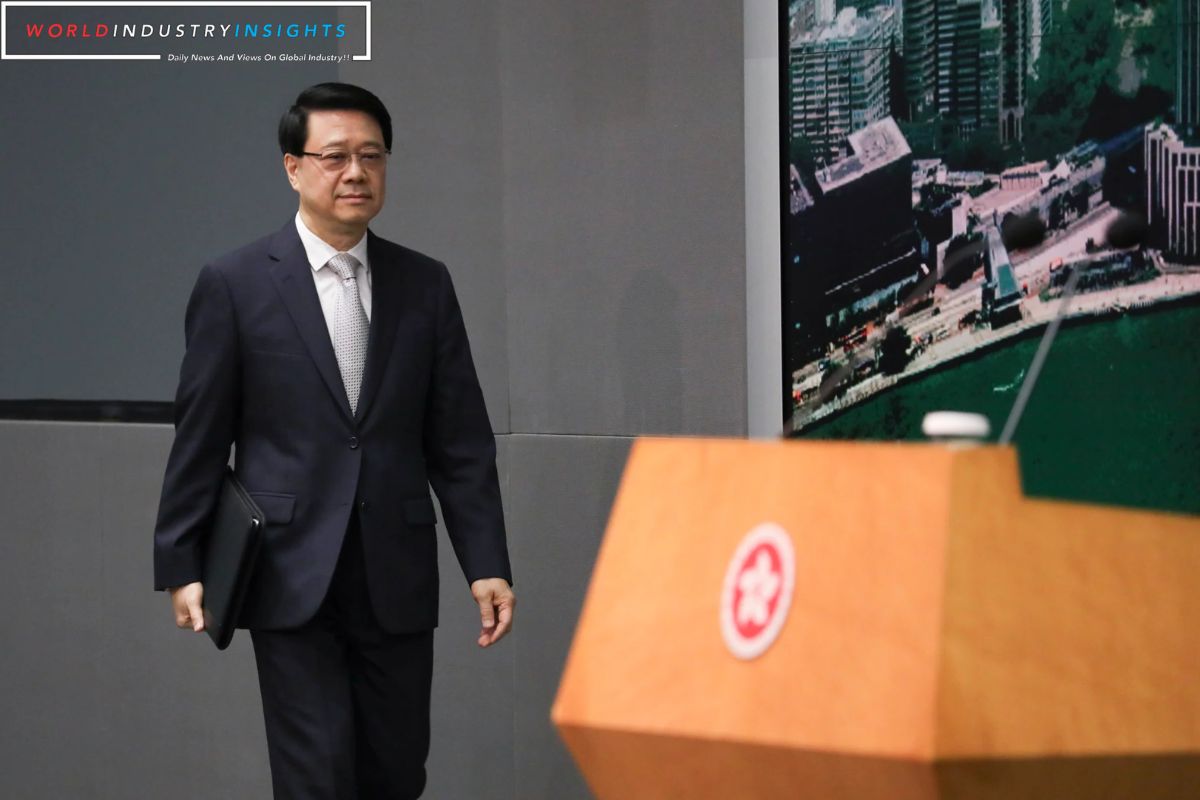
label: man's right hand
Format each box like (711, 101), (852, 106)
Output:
(170, 582), (206, 632)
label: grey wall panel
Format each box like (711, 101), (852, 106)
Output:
(498, 1), (747, 436)
(0, 421), (271, 799)
(0, 63), (335, 403)
(427, 434), (517, 800)
(0, 423), (526, 798)
(340, 2), (511, 432)
(506, 433), (634, 800)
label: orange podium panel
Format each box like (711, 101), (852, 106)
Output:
(551, 438), (1200, 799)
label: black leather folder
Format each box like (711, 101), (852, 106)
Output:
(202, 467), (264, 650)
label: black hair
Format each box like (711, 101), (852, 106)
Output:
(278, 82), (392, 155)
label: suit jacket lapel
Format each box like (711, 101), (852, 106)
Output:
(353, 230), (399, 425)
(265, 221), (355, 425)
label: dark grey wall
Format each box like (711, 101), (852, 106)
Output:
(0, 2), (748, 798)
(0, 62), (335, 401)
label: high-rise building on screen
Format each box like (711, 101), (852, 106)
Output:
(1180, 0), (1199, 136)
(1029, 0), (1054, 70)
(1000, 0), (1028, 142)
(902, 0), (938, 119)
(1145, 0), (1200, 264)
(790, 6), (898, 164)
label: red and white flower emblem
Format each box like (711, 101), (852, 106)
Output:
(720, 522), (795, 660)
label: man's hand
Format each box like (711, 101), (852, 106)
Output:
(170, 582), (206, 633)
(470, 578), (514, 648)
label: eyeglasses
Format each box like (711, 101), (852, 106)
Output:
(299, 149), (389, 173)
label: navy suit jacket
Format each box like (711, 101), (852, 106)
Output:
(153, 219), (511, 633)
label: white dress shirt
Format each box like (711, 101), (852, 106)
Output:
(294, 212), (372, 345)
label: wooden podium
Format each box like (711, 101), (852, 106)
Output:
(552, 438), (1200, 799)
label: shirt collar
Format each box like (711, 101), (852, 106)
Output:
(294, 212), (369, 274)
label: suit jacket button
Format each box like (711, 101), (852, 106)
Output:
(360, 500), (369, 511)
(348, 435), (359, 449)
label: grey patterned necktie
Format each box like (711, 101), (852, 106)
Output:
(325, 253), (370, 413)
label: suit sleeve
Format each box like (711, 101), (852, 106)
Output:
(152, 263), (240, 591)
(423, 262), (513, 587)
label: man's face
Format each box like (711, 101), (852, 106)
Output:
(284, 109), (386, 235)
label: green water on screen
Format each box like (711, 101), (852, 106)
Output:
(802, 302), (1200, 515)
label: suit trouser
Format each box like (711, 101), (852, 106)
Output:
(250, 509), (434, 800)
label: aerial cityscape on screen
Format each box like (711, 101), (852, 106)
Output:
(785, 0), (1200, 444)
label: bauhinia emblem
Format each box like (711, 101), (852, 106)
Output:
(720, 522), (795, 660)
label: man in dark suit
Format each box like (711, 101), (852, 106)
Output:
(153, 82), (514, 799)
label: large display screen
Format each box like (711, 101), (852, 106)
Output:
(782, 0), (1199, 513)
